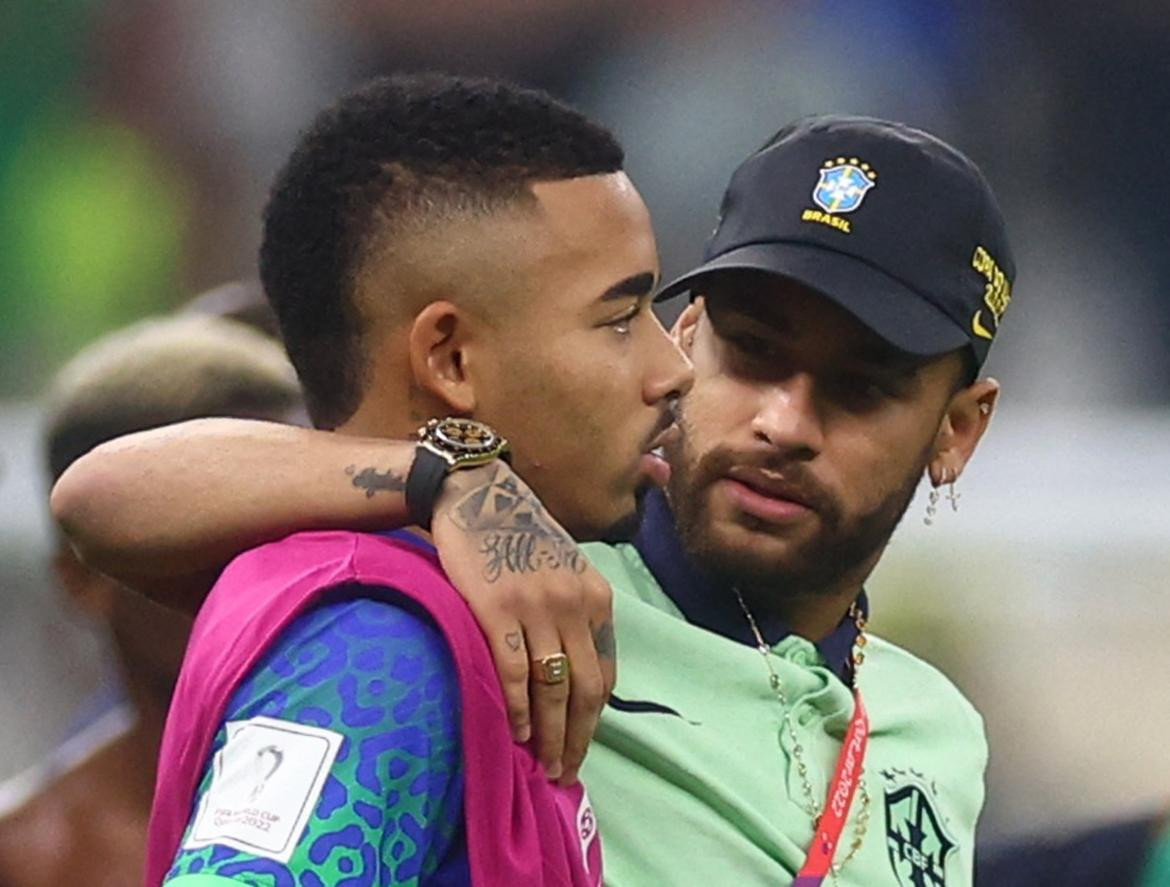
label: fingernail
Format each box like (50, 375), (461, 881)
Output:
(513, 724), (531, 743)
(547, 761), (563, 780)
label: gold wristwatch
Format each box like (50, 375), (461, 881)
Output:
(405, 417), (510, 529)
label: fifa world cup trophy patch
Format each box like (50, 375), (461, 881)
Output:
(801, 157), (877, 234)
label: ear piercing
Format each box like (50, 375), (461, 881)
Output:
(924, 467), (959, 526)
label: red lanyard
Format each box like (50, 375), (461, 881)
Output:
(791, 689), (869, 887)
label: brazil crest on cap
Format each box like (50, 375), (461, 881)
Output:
(812, 159), (877, 214)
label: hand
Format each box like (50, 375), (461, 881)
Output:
(432, 461), (615, 784)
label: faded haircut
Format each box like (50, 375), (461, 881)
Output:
(259, 73), (625, 429)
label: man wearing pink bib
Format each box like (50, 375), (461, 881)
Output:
(135, 74), (692, 886)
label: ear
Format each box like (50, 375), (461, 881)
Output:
(927, 378), (1000, 486)
(407, 300), (479, 415)
(53, 545), (116, 621)
(672, 297), (704, 357)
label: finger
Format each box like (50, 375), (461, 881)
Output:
(558, 619), (606, 786)
(584, 572), (616, 700)
(525, 623), (570, 781)
(485, 618), (532, 742)
(592, 617), (617, 703)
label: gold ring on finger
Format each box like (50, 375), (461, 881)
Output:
(531, 652), (570, 685)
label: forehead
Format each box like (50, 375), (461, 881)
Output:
(520, 173), (658, 302)
(529, 172), (652, 243)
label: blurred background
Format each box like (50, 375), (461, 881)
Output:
(1, 0), (1168, 849)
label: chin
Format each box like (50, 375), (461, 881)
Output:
(594, 485), (650, 544)
(678, 506), (810, 580)
(598, 509), (641, 544)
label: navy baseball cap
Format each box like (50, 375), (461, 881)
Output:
(657, 115), (1016, 368)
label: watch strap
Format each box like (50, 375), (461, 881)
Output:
(405, 445), (450, 531)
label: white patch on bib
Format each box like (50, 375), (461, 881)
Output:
(184, 716), (344, 863)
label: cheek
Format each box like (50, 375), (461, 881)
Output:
(489, 339), (619, 467)
(830, 414), (932, 509)
(679, 365), (755, 453)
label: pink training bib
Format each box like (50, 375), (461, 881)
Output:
(146, 531), (602, 887)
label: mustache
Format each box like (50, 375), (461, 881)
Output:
(692, 446), (838, 518)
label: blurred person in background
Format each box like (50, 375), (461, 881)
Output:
(57, 111), (1016, 886)
(0, 314), (302, 887)
(977, 809), (1170, 886)
(181, 279), (283, 341)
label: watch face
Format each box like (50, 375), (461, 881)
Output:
(429, 417), (503, 455)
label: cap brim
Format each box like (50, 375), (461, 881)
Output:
(656, 241), (971, 358)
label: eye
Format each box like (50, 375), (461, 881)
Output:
(606, 304), (641, 336)
(828, 373), (889, 409)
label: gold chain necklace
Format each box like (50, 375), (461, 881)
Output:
(733, 589), (871, 884)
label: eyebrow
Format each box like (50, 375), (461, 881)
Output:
(848, 342), (923, 375)
(712, 297), (794, 336)
(721, 298), (922, 375)
(600, 271), (657, 302)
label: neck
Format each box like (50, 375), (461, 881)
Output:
(738, 551), (877, 642)
(340, 406), (420, 441)
(741, 583), (860, 642)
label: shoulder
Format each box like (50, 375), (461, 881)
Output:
(863, 635), (989, 862)
(862, 633), (988, 822)
(281, 584), (449, 649)
(865, 634), (986, 746)
(171, 586), (467, 884)
(212, 530), (442, 607)
(234, 584), (458, 718)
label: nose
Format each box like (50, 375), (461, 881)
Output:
(643, 314), (694, 406)
(751, 372), (823, 458)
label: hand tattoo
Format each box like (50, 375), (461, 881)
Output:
(446, 465), (586, 582)
(505, 631), (523, 652)
(592, 621), (616, 660)
(346, 464), (405, 499)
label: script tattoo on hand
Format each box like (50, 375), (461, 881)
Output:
(345, 464), (406, 499)
(446, 465), (587, 583)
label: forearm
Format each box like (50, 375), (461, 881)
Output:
(51, 418), (417, 597)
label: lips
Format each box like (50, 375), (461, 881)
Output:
(719, 467), (821, 524)
(725, 467), (815, 509)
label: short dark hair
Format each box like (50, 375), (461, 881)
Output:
(260, 73), (625, 429)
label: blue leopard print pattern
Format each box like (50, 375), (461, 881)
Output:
(166, 585), (471, 886)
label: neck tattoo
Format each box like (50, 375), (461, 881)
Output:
(733, 588), (871, 883)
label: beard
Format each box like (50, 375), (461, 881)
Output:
(666, 430), (928, 604)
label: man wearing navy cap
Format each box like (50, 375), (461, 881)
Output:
(55, 114), (1016, 886)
